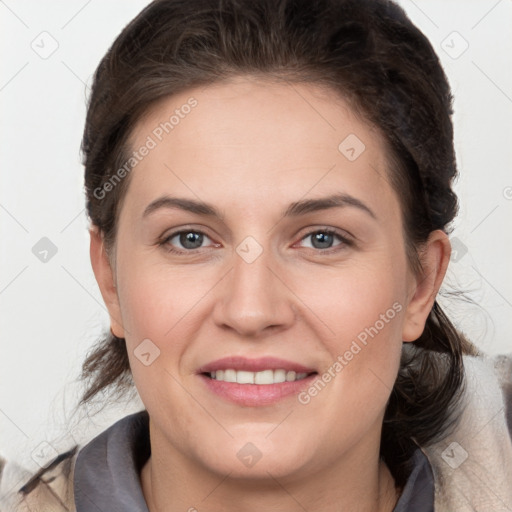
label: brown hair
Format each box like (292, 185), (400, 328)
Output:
(80, 0), (479, 488)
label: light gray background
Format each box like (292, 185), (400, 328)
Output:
(1, 0), (511, 469)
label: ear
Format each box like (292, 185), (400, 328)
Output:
(402, 229), (451, 342)
(89, 226), (125, 338)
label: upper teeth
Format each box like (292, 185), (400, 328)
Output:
(210, 369), (309, 384)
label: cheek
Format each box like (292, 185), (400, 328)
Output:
(114, 255), (224, 393)
(116, 250), (212, 337)
(290, 253), (406, 343)
(292, 257), (406, 403)
(116, 260), (208, 414)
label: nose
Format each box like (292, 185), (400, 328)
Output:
(211, 239), (296, 338)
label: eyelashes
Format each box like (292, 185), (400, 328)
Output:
(158, 227), (354, 255)
(160, 230), (216, 254)
(299, 228), (350, 251)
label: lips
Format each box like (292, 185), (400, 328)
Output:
(196, 356), (318, 406)
(197, 356), (317, 374)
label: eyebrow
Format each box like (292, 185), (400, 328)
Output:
(142, 193), (377, 221)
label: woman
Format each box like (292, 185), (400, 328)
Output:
(1, 0), (511, 510)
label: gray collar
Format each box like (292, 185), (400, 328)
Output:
(74, 411), (434, 511)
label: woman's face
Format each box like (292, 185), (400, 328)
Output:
(93, 77), (447, 481)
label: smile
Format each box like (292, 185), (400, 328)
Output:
(207, 369), (311, 384)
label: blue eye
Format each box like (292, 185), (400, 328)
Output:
(161, 230), (215, 253)
(159, 227), (352, 255)
(173, 231), (206, 249)
(298, 229), (351, 251)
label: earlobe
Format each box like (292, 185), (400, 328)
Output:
(89, 226), (125, 338)
(401, 230), (451, 342)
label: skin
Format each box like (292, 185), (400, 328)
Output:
(90, 76), (451, 512)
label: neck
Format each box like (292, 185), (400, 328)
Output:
(140, 429), (399, 512)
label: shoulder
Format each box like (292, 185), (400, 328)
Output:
(492, 352), (512, 435)
(422, 351), (512, 511)
(0, 446), (78, 512)
(0, 410), (147, 512)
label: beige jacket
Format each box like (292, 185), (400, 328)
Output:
(1, 353), (511, 512)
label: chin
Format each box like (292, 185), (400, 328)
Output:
(195, 437), (314, 481)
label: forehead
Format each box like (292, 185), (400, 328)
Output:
(123, 77), (398, 221)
